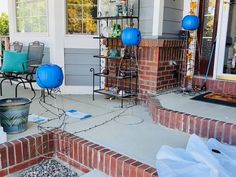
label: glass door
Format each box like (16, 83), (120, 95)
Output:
(196, 0), (218, 76)
(215, 0), (236, 80)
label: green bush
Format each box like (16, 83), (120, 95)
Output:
(0, 12), (9, 36)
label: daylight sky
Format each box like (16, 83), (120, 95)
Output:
(0, 0), (8, 14)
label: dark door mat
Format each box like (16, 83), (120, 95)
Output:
(191, 92), (236, 107)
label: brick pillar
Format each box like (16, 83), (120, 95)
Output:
(138, 40), (159, 100)
(138, 39), (185, 100)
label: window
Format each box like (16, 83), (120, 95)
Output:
(201, 0), (216, 59)
(66, 0), (97, 34)
(15, 0), (48, 33)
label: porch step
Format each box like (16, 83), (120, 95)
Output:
(82, 170), (108, 177)
(0, 126), (7, 144)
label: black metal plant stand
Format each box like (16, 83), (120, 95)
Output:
(90, 0), (140, 108)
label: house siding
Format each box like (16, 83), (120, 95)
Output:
(162, 0), (184, 38)
(64, 48), (99, 86)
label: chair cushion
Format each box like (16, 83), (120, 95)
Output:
(1, 50), (28, 73)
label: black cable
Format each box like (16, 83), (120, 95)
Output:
(72, 105), (131, 134)
(36, 89), (139, 135)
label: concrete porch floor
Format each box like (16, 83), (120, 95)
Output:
(157, 91), (236, 124)
(0, 82), (190, 167)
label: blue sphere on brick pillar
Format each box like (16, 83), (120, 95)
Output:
(121, 27), (141, 46)
(182, 15), (200, 30)
(36, 64), (64, 89)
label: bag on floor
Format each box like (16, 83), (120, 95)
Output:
(156, 134), (236, 177)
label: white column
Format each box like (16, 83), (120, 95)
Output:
(152, 0), (164, 36)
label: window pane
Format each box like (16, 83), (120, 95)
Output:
(31, 1), (39, 17)
(67, 0), (82, 5)
(38, 0), (47, 16)
(16, 0), (47, 33)
(39, 16), (47, 32)
(200, 0), (216, 61)
(83, 20), (97, 34)
(24, 17), (32, 32)
(16, 18), (24, 32)
(83, 5), (97, 19)
(202, 38), (213, 59)
(204, 0), (216, 16)
(31, 17), (40, 32)
(68, 4), (82, 18)
(66, 0), (97, 34)
(68, 19), (82, 33)
(203, 16), (214, 37)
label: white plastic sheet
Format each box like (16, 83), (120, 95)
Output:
(156, 134), (236, 177)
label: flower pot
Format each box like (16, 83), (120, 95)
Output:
(0, 98), (31, 134)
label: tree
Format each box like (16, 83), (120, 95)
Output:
(0, 13), (9, 36)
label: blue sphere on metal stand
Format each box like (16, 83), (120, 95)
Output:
(182, 15), (200, 30)
(121, 28), (141, 46)
(36, 64), (64, 89)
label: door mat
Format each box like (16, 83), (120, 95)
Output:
(191, 92), (236, 107)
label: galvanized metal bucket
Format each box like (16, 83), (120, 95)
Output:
(0, 98), (31, 134)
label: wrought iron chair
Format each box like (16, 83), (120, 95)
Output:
(0, 41), (23, 65)
(10, 41), (23, 52)
(0, 41), (45, 99)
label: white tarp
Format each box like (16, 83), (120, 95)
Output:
(156, 134), (236, 177)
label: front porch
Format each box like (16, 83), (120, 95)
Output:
(1, 74), (236, 176)
(0, 0), (236, 176)
(0, 82), (190, 176)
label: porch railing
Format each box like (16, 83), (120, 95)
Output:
(0, 36), (10, 66)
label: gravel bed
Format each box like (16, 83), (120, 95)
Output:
(19, 159), (80, 177)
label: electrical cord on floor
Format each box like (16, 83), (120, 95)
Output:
(35, 90), (141, 135)
(71, 105), (132, 135)
(37, 89), (68, 132)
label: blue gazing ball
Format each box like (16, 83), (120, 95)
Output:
(121, 28), (141, 46)
(182, 15), (200, 30)
(36, 64), (64, 89)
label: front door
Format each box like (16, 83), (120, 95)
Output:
(215, 0), (236, 80)
(196, 0), (219, 76)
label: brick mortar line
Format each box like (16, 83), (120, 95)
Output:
(1, 129), (158, 177)
(56, 151), (91, 174)
(55, 130), (158, 177)
(1, 152), (54, 176)
(147, 94), (236, 145)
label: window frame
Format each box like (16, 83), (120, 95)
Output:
(65, 0), (98, 35)
(14, 0), (49, 35)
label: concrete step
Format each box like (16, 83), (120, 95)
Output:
(82, 170), (108, 177)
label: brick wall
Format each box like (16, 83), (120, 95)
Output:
(147, 94), (236, 145)
(0, 131), (54, 176)
(193, 77), (236, 96)
(139, 39), (185, 98)
(106, 39), (185, 100)
(0, 130), (158, 177)
(138, 39), (185, 100)
(54, 129), (158, 177)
